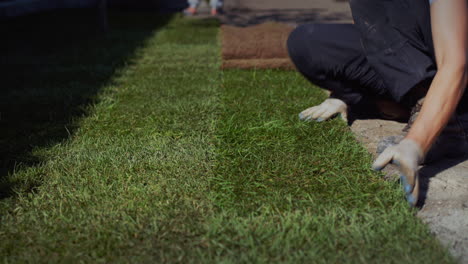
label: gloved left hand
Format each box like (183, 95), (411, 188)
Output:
(298, 98), (348, 122)
(372, 138), (424, 206)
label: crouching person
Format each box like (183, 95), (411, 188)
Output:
(287, 0), (468, 206)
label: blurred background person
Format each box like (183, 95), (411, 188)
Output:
(183, 0), (223, 16)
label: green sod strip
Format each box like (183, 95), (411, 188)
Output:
(0, 14), (454, 263)
(209, 70), (453, 263)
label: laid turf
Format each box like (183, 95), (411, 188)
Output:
(0, 12), (454, 263)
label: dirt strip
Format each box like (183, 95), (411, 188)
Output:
(220, 23), (295, 70)
(221, 58), (294, 70)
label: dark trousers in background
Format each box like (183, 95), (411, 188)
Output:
(287, 0), (439, 109)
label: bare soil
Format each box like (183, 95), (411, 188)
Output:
(220, 23), (294, 70)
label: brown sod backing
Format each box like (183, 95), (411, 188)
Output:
(221, 22), (296, 70)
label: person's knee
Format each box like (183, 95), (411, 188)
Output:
(287, 24), (326, 75)
(287, 24), (329, 59)
(287, 24), (311, 62)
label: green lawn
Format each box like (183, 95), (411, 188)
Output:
(0, 12), (454, 263)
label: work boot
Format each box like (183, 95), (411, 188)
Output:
(402, 98), (424, 133)
(376, 98), (424, 155)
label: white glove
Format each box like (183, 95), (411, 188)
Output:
(372, 138), (424, 206)
(299, 98), (348, 122)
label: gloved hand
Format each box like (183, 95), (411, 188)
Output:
(298, 98), (348, 123)
(372, 138), (424, 206)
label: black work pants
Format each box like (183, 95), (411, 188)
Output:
(287, 0), (437, 107)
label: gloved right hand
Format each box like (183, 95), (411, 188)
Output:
(299, 98), (348, 122)
(372, 138), (424, 206)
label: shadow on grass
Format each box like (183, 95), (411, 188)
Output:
(0, 8), (172, 199)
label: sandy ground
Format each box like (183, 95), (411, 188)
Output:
(351, 119), (468, 263)
(189, 0), (468, 262)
